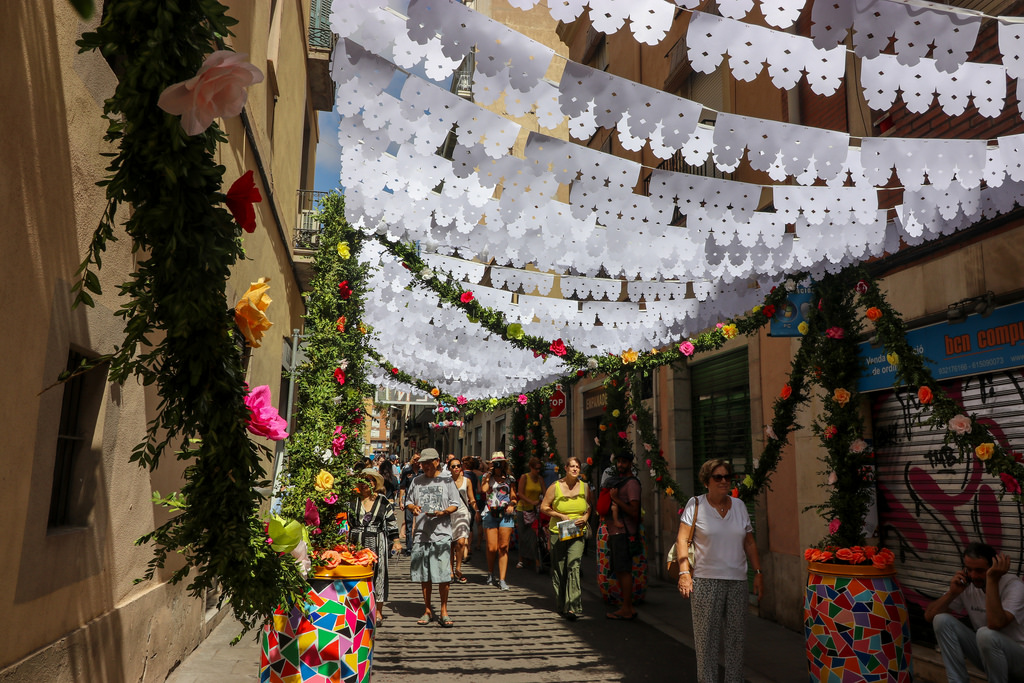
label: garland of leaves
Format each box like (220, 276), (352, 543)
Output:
(277, 193), (375, 553)
(76, 1), (306, 631)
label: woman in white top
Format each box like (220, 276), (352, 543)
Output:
(448, 458), (475, 583)
(675, 458), (764, 683)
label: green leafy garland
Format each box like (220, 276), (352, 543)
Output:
(278, 193), (375, 553)
(77, 0), (306, 631)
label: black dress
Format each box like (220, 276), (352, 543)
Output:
(347, 495), (400, 603)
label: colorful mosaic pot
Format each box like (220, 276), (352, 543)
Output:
(596, 523), (648, 605)
(804, 562), (912, 683)
(260, 568), (376, 683)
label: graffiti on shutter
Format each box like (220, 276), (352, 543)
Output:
(873, 368), (1024, 612)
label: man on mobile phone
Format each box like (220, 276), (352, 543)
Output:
(925, 542), (1024, 683)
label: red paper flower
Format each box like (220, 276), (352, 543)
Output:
(617, 431), (627, 439)
(917, 386), (933, 405)
(780, 384), (792, 400)
(855, 280), (869, 294)
(460, 291), (474, 303)
(763, 304), (776, 318)
(336, 316), (346, 333)
(338, 281), (352, 299)
(1000, 472), (1021, 495)
(226, 170), (262, 233)
(586, 457), (593, 465)
(824, 425), (838, 439)
(549, 338), (567, 357)
(391, 367), (399, 375)
(333, 367), (346, 385)
(577, 370), (585, 377)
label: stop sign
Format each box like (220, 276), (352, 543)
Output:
(549, 388), (566, 418)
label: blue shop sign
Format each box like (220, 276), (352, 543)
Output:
(769, 285), (815, 337)
(858, 301), (1024, 392)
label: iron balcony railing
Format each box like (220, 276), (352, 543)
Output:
(295, 189), (328, 250)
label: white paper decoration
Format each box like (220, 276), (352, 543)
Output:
(860, 53), (1006, 119)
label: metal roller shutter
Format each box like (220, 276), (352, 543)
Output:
(872, 368), (1024, 643)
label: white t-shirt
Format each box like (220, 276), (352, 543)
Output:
(949, 574), (1024, 646)
(680, 494), (752, 581)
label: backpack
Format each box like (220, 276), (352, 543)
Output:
(596, 488), (614, 516)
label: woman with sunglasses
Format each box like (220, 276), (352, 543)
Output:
(515, 456), (545, 573)
(539, 455), (590, 620)
(675, 458), (763, 683)
(447, 458), (475, 583)
(480, 452), (517, 590)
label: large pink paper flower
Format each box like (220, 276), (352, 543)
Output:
(517, 394), (528, 405)
(244, 385), (288, 440)
(157, 51), (264, 136)
(304, 498), (320, 527)
(948, 414), (972, 436)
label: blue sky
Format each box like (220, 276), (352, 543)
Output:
(313, 109), (343, 193)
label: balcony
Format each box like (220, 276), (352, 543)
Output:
(293, 189), (328, 291)
(308, 1), (337, 112)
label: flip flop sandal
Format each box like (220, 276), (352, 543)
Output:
(416, 613), (434, 625)
(455, 573), (468, 583)
(438, 615), (454, 628)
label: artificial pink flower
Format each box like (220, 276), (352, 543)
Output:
(643, 443), (652, 452)
(850, 439), (868, 454)
(630, 413), (638, 422)
(617, 431), (628, 439)
(331, 434), (346, 456)
(855, 280), (869, 294)
(948, 414), (973, 436)
(828, 518), (841, 535)
(1000, 472), (1022, 495)
(549, 339), (567, 357)
(460, 291), (475, 303)
(304, 498), (320, 527)
(646, 459), (652, 467)
(157, 50), (264, 135)
(679, 341), (695, 357)
(324, 493), (339, 505)
(243, 385), (289, 441)
(826, 327), (845, 340)
(517, 394), (528, 405)
(225, 170), (262, 233)
(457, 395), (468, 405)
(334, 367), (346, 385)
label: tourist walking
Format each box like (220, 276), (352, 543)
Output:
(601, 452), (642, 620)
(676, 458), (763, 683)
(404, 448), (462, 627)
(469, 456), (487, 553)
(515, 456), (545, 573)
(398, 453), (420, 555)
(480, 452), (517, 591)
(448, 458), (475, 583)
(348, 468), (402, 626)
(540, 456), (590, 620)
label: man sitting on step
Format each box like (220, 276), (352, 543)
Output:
(925, 542), (1024, 683)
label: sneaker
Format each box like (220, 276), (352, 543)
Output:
(485, 574), (494, 586)
(498, 580), (510, 591)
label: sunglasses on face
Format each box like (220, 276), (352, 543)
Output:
(710, 473), (732, 482)
(450, 464), (462, 469)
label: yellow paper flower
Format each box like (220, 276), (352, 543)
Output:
(797, 322), (809, 335)
(621, 348), (639, 364)
(359, 324), (368, 335)
(752, 305), (762, 314)
(742, 475), (754, 488)
(665, 487), (674, 497)
(721, 323), (738, 339)
(234, 277), (273, 347)
(337, 241), (351, 259)
(612, 409), (621, 418)
(886, 352), (900, 366)
(975, 442), (995, 461)
(833, 388), (851, 406)
(314, 469), (335, 491)
(430, 387), (440, 397)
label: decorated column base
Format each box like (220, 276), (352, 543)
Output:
(804, 561), (912, 682)
(261, 565), (376, 683)
(596, 523), (648, 605)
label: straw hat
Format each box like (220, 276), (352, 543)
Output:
(359, 468), (386, 493)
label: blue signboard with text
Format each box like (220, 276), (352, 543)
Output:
(769, 285), (815, 337)
(858, 301), (1024, 392)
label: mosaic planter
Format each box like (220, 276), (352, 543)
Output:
(804, 561), (912, 682)
(596, 522), (648, 605)
(260, 565), (376, 683)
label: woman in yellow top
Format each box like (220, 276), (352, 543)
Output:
(515, 456), (545, 573)
(539, 456), (590, 620)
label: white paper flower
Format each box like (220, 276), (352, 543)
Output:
(587, 358), (598, 370)
(420, 267), (435, 280)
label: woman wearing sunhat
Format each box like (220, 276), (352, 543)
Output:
(480, 452), (517, 590)
(348, 467), (402, 626)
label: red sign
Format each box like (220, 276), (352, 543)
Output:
(549, 389), (566, 418)
(409, 439), (417, 449)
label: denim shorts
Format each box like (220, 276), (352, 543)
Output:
(481, 509), (515, 529)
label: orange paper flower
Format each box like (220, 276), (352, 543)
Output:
(234, 277), (273, 347)
(833, 388), (851, 406)
(865, 307), (882, 321)
(975, 442), (995, 461)
(336, 316), (346, 333)
(917, 386), (933, 405)
(780, 385), (792, 400)
(430, 387), (440, 397)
